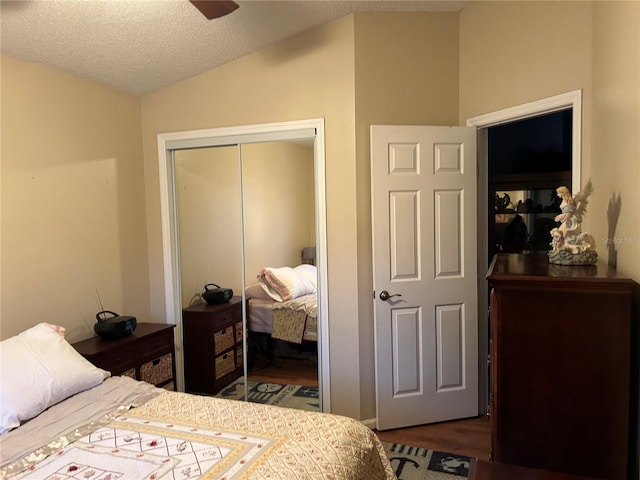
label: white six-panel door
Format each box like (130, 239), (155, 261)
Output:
(371, 125), (478, 430)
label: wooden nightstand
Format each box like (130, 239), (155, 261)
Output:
(72, 323), (176, 391)
(182, 297), (244, 395)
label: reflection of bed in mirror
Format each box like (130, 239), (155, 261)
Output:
(245, 286), (317, 344)
(245, 257), (318, 367)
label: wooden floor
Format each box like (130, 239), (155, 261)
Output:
(375, 416), (491, 460)
(247, 353), (319, 387)
(247, 354), (491, 460)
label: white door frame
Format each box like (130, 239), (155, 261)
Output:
(156, 118), (330, 412)
(467, 90), (582, 413)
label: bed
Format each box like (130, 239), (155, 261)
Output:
(0, 323), (395, 480)
(246, 264), (318, 344)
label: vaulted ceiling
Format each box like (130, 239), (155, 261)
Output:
(1, 0), (467, 96)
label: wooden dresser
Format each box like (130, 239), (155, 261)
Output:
(182, 297), (244, 395)
(469, 459), (602, 480)
(486, 253), (634, 480)
(72, 322), (176, 391)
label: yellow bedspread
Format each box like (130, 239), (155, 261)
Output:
(6, 391), (396, 480)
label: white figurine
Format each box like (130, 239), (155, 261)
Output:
(548, 180), (597, 265)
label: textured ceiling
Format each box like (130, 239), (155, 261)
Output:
(1, 0), (467, 96)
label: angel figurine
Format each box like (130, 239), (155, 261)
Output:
(548, 180), (597, 265)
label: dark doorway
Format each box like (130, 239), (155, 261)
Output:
(487, 110), (572, 262)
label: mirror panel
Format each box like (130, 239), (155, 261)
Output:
(241, 141), (320, 409)
(175, 146), (243, 304)
(175, 146), (246, 399)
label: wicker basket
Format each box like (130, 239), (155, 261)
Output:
(235, 321), (243, 343)
(161, 381), (175, 391)
(215, 352), (235, 379)
(140, 354), (173, 385)
(122, 368), (136, 380)
(236, 346), (243, 367)
(214, 327), (234, 352)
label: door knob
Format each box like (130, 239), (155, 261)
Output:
(379, 290), (402, 301)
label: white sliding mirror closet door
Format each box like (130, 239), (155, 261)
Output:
(172, 139), (320, 412)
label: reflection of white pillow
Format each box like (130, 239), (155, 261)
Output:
(0, 323), (108, 435)
(257, 266), (314, 302)
(294, 264), (317, 291)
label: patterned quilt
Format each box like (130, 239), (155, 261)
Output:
(4, 391), (396, 480)
(271, 293), (317, 344)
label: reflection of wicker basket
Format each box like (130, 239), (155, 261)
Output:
(215, 352), (234, 379)
(235, 322), (243, 343)
(236, 346), (243, 367)
(214, 327), (234, 352)
(140, 354), (173, 385)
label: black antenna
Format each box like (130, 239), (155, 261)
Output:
(96, 289), (106, 321)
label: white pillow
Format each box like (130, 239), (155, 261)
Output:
(294, 264), (318, 291)
(0, 323), (109, 435)
(257, 266), (314, 302)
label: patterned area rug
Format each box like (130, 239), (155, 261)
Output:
(382, 442), (471, 479)
(214, 379), (320, 411)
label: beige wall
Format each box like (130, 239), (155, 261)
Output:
(140, 16), (360, 417)
(175, 141), (314, 308)
(0, 55), (147, 342)
(590, 1), (640, 280)
(353, 11), (460, 419)
(460, 0), (639, 282)
(242, 142), (316, 282)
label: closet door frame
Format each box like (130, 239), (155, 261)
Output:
(157, 118), (330, 411)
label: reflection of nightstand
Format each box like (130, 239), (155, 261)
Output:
(182, 297), (244, 395)
(72, 323), (176, 391)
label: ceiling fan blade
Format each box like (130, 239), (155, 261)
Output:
(189, 0), (239, 20)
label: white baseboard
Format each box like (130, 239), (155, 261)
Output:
(361, 418), (377, 430)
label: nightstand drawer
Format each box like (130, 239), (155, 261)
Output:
(139, 332), (173, 360)
(97, 349), (136, 374)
